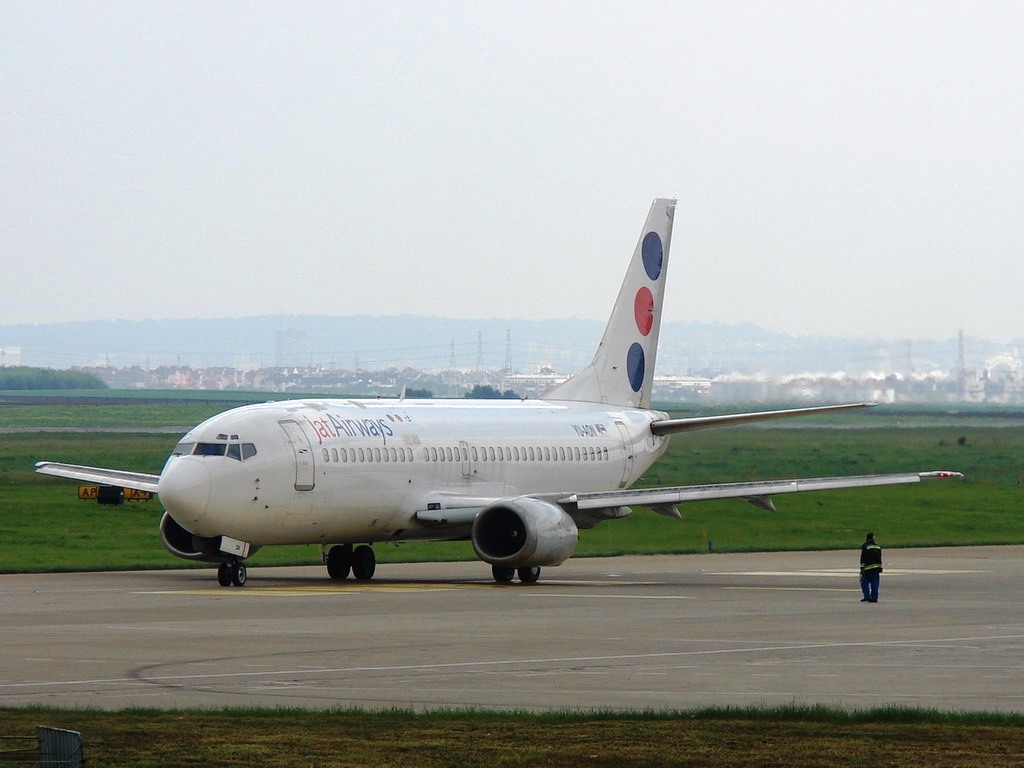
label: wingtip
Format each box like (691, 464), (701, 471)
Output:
(920, 471), (964, 480)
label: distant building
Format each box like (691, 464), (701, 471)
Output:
(652, 375), (712, 400)
(78, 346), (1024, 404)
(503, 369), (567, 398)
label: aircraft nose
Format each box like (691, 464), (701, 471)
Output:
(158, 458), (211, 525)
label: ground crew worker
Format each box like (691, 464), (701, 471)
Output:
(860, 532), (883, 602)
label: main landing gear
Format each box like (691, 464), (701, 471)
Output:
(491, 565), (541, 584)
(217, 561), (247, 587)
(323, 546), (539, 584)
(326, 543), (376, 581)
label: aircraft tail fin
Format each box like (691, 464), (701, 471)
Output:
(546, 198), (676, 409)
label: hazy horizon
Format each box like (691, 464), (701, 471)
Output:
(0, 313), (1009, 376)
(3, 2), (1022, 341)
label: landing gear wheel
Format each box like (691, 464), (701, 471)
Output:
(517, 567), (541, 584)
(217, 563), (233, 587)
(352, 545), (376, 581)
(230, 562), (247, 587)
(326, 544), (353, 580)
(492, 565), (516, 584)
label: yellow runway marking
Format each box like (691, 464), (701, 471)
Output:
(135, 579), (666, 597)
(136, 584), (483, 596)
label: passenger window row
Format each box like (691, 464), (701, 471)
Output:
(320, 444), (611, 464)
(322, 446), (415, 464)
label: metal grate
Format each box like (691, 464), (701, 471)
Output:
(37, 727), (84, 768)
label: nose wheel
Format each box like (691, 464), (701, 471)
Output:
(217, 562), (247, 587)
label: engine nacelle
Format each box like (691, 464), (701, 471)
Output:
(471, 497), (578, 568)
(159, 511), (260, 563)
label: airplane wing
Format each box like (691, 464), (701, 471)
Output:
(34, 462), (161, 494)
(559, 471), (963, 520)
(413, 469), (962, 532)
(649, 403), (876, 436)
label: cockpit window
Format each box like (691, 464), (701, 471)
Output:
(190, 441), (257, 461)
(195, 442), (227, 456)
(172, 441), (194, 457)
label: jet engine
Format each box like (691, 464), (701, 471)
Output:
(159, 511), (260, 563)
(471, 497), (578, 568)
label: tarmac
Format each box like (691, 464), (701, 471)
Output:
(3, 546), (1024, 712)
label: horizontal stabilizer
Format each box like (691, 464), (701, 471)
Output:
(650, 403), (876, 437)
(34, 462), (161, 494)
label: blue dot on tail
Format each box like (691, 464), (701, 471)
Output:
(641, 232), (663, 281)
(627, 343), (645, 392)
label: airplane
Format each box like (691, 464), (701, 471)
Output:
(36, 198), (961, 587)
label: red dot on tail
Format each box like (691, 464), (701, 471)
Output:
(634, 287), (654, 336)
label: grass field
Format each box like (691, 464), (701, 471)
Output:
(2, 706), (1024, 767)
(1, 404), (1022, 572)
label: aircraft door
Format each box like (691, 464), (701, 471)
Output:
(614, 421), (634, 489)
(278, 420), (316, 491)
(459, 440), (471, 479)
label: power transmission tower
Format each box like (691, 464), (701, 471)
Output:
(503, 329), (513, 374)
(957, 329), (966, 399)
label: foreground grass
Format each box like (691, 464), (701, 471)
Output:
(2, 706), (1024, 767)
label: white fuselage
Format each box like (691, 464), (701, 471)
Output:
(157, 398), (671, 546)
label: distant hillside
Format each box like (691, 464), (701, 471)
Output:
(0, 315), (1007, 375)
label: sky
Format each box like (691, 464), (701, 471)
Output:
(2, 1), (1022, 342)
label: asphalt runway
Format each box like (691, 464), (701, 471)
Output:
(3, 546), (1024, 712)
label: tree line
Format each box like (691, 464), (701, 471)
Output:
(0, 367), (108, 390)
